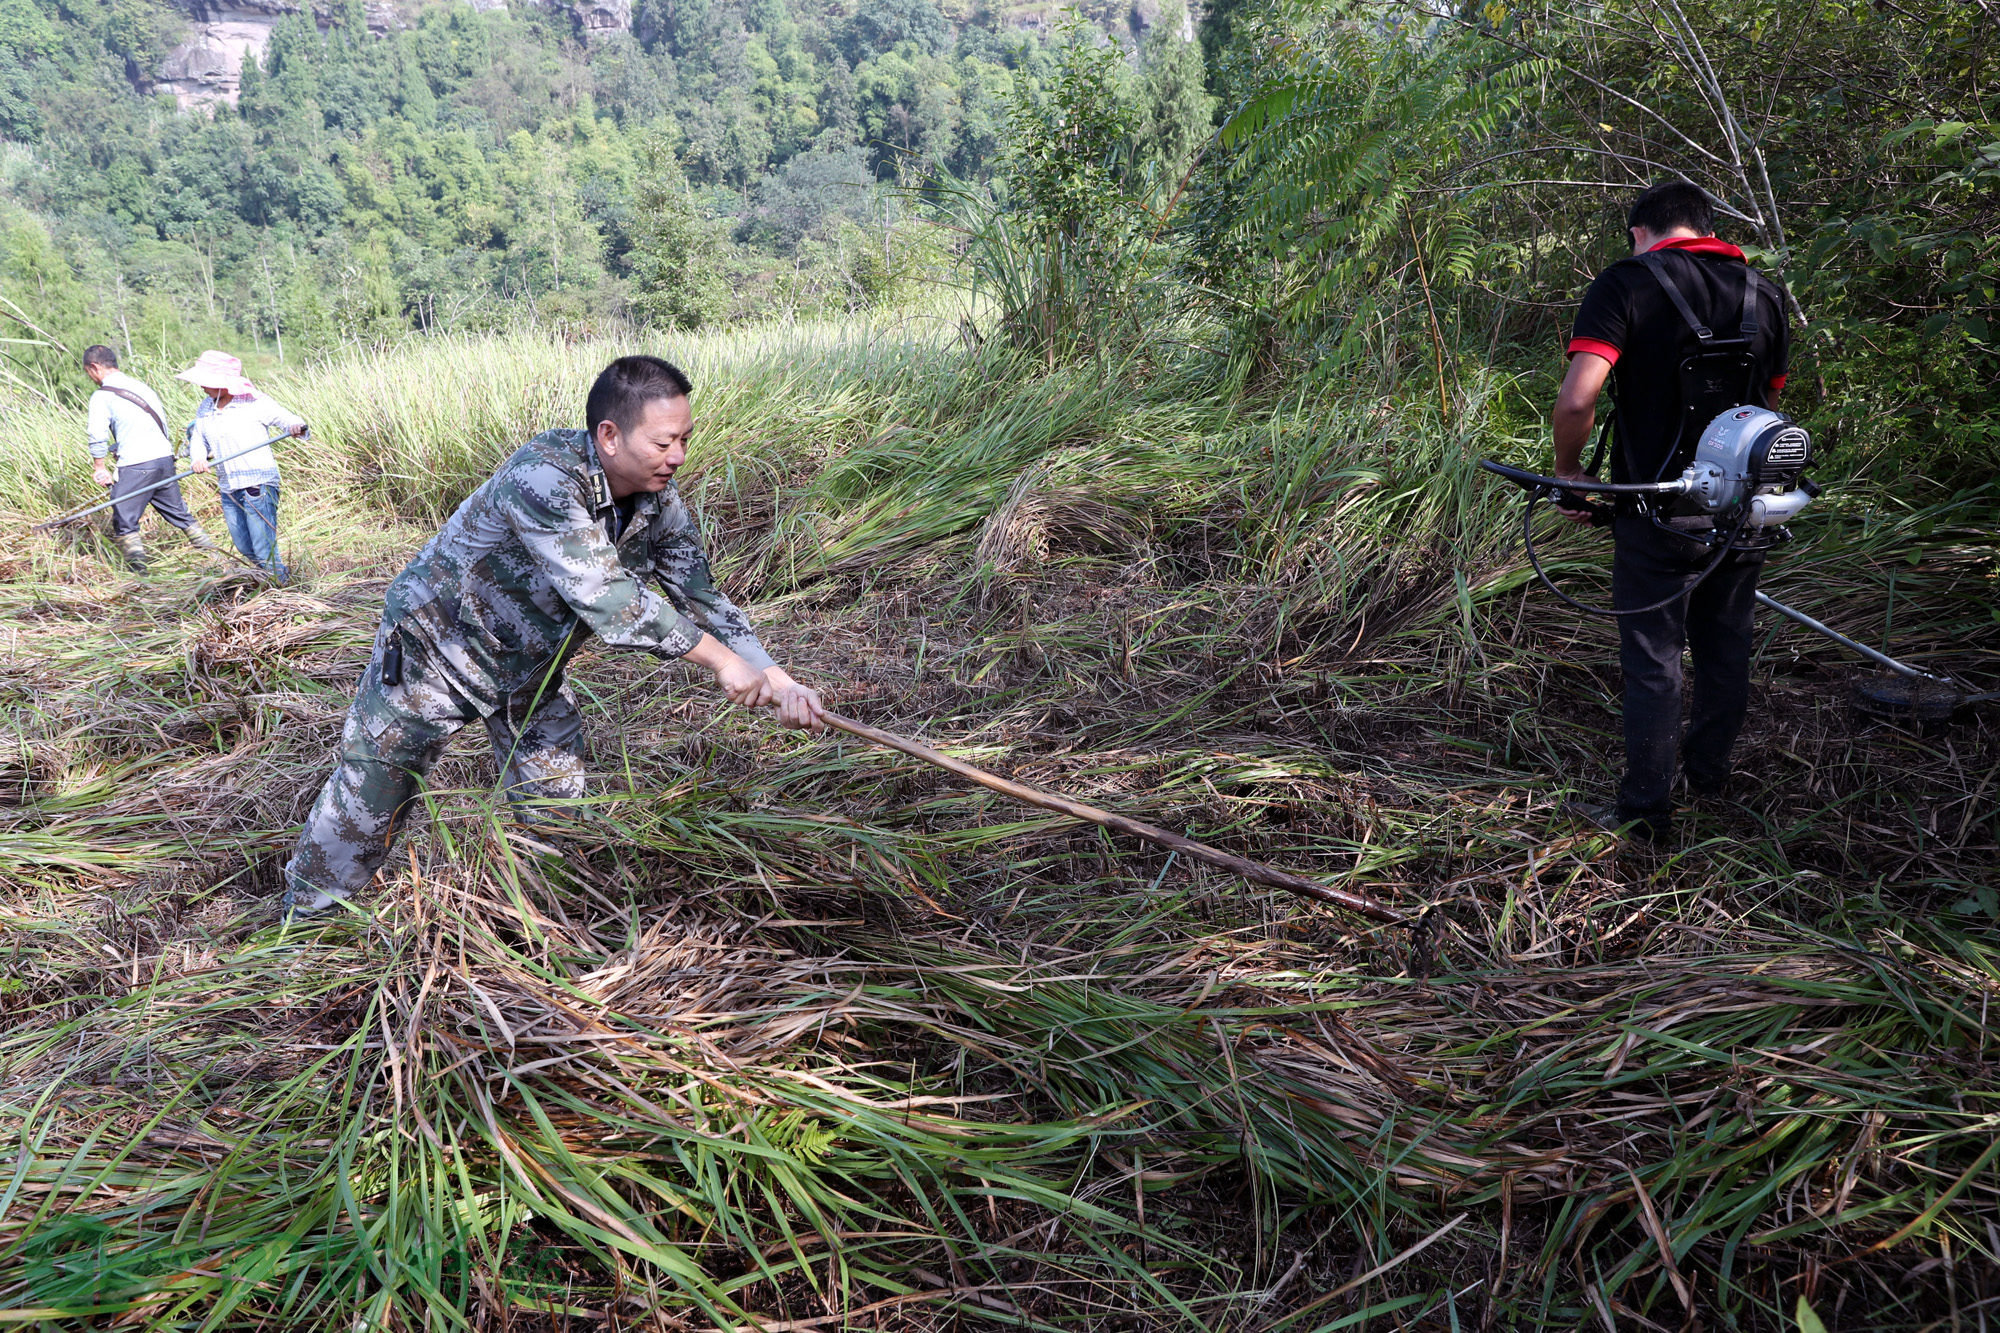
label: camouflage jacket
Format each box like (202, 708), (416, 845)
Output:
(382, 428), (773, 713)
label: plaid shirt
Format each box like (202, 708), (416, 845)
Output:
(188, 392), (303, 490)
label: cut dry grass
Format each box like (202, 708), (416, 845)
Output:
(0, 324), (1995, 1331)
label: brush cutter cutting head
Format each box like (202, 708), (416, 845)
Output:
(1851, 674), (1972, 723)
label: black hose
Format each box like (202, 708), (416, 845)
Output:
(1519, 491), (1749, 618)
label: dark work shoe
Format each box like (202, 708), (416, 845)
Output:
(1687, 786), (1732, 813)
(1563, 799), (1668, 842)
(113, 532), (148, 573)
(1685, 772), (1730, 800)
(1685, 771), (1735, 819)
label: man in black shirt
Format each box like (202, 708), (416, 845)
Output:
(1550, 182), (1791, 840)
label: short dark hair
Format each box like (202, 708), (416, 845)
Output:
(82, 345), (118, 369)
(585, 355), (693, 434)
(1628, 181), (1714, 237)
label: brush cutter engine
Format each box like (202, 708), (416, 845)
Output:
(1476, 405), (1819, 619)
(1668, 406), (1817, 543)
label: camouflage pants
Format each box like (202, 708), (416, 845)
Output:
(283, 627), (589, 902)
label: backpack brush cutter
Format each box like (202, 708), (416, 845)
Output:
(1479, 406), (1999, 723)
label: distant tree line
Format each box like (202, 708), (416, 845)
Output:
(0, 0), (1209, 399)
(989, 0), (1994, 493)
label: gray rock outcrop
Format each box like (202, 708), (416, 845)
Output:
(150, 0), (419, 107)
(154, 0), (301, 106)
(570, 0), (628, 34)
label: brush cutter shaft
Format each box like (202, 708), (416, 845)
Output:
(32, 432), (293, 532)
(1477, 459), (1688, 495)
(818, 711), (1407, 925)
(1754, 592), (1951, 683)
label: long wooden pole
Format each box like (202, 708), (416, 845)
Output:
(818, 711), (1407, 926)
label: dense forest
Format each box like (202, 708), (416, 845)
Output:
(0, 0), (1209, 376)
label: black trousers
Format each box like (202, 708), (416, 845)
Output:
(1611, 515), (1765, 831)
(108, 457), (196, 537)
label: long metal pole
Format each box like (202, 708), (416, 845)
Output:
(1754, 591), (1951, 683)
(32, 432), (294, 532)
(817, 710), (1408, 925)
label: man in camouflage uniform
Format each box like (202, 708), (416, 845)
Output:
(281, 355), (825, 917)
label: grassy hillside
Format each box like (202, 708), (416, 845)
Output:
(0, 321), (1995, 1329)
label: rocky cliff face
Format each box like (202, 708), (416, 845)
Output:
(149, 0), (623, 105)
(150, 0), (403, 107)
(153, 0), (298, 106)
(570, 0), (628, 36)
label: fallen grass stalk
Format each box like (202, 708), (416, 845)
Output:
(818, 709), (1408, 925)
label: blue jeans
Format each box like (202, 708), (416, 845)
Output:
(220, 480), (288, 583)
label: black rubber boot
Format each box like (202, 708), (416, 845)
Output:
(182, 525), (220, 553)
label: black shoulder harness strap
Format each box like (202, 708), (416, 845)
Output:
(99, 385), (170, 442)
(1631, 249), (1768, 483)
(1638, 248), (1760, 344)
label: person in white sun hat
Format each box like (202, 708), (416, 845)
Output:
(176, 350), (310, 585)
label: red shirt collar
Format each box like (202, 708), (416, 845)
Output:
(1645, 236), (1744, 261)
